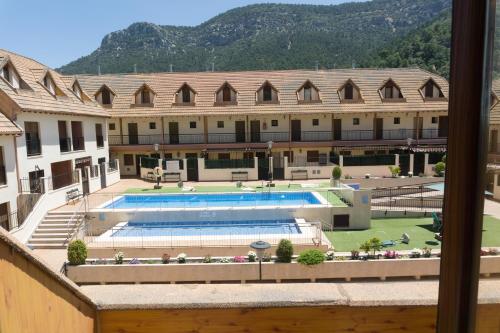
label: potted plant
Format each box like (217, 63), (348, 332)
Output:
(219, 257), (230, 263)
(233, 255), (245, 263)
(384, 250), (398, 259)
(350, 250), (360, 260)
(331, 166), (342, 187)
(262, 253), (272, 262)
(276, 239), (293, 263)
(114, 251), (124, 265)
(203, 255), (213, 263)
(410, 248), (423, 258)
(388, 166), (401, 178)
(247, 251), (257, 262)
(161, 253), (171, 264)
(434, 162), (446, 177)
(360, 238), (382, 259)
(324, 250), (335, 261)
(297, 249), (325, 266)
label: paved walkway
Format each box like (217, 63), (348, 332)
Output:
(484, 199), (500, 219)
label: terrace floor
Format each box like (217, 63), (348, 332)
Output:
(326, 216), (500, 252)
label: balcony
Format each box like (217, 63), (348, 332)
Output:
(26, 138), (41, 156)
(72, 136), (85, 151)
(108, 129), (446, 147)
(59, 137), (72, 153)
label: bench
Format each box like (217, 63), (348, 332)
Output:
(162, 172), (181, 182)
(231, 171), (249, 181)
(291, 170), (308, 180)
(66, 188), (82, 204)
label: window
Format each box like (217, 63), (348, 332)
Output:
(312, 119), (319, 126)
(284, 150), (294, 163)
(218, 153), (230, 160)
(271, 120), (278, 127)
(140, 89), (150, 104)
(109, 123), (116, 131)
(394, 117), (400, 125)
(2, 65), (10, 83)
(217, 121), (224, 128)
(182, 86), (191, 103)
(149, 122), (156, 130)
(353, 118), (360, 125)
(432, 117), (438, 124)
(263, 85), (273, 101)
(124, 154), (134, 166)
(190, 121), (197, 129)
(101, 89), (111, 105)
(216, 83), (237, 104)
(28, 169), (44, 193)
(164, 153), (173, 159)
(344, 84), (353, 100)
(0, 147), (6, 185)
(304, 84), (312, 101)
(25, 122), (41, 156)
(72, 82), (82, 99)
(58, 121), (70, 152)
(222, 86), (231, 102)
(151, 153), (160, 159)
(71, 121), (84, 151)
(306, 150), (319, 163)
(381, 80), (404, 100)
(95, 124), (104, 148)
(423, 79), (444, 99)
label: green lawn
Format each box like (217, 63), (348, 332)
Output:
(325, 216), (500, 252)
(124, 183), (347, 207)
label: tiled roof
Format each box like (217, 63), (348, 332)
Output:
(490, 80), (500, 125)
(0, 112), (21, 135)
(0, 49), (108, 118)
(74, 68), (449, 118)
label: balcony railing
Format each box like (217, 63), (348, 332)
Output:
(108, 129), (447, 146)
(72, 136), (85, 151)
(59, 137), (71, 152)
(26, 138), (41, 156)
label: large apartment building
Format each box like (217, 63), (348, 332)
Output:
(76, 68), (449, 179)
(0, 50), (113, 232)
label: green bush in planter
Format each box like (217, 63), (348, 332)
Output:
(67, 240), (87, 265)
(276, 239), (293, 263)
(297, 249), (325, 266)
(332, 166), (342, 180)
(435, 162), (446, 176)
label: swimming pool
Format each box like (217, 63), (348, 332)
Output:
(110, 219), (301, 237)
(102, 192), (324, 209)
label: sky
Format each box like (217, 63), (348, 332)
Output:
(0, 0), (359, 68)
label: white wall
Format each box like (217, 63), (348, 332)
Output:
(15, 112), (109, 180)
(197, 157), (258, 181)
(0, 135), (18, 220)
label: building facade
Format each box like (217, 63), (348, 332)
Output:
(76, 68), (449, 179)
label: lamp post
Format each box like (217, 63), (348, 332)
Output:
(267, 141), (273, 183)
(250, 240), (271, 281)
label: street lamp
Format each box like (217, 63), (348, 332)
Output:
(267, 141), (273, 183)
(250, 240), (271, 281)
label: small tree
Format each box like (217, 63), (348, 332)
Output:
(67, 240), (87, 265)
(276, 239), (293, 263)
(360, 237), (383, 257)
(435, 162), (446, 176)
(332, 166), (342, 180)
(388, 165), (401, 178)
(297, 249), (325, 266)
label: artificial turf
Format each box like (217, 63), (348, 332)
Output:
(325, 216), (500, 252)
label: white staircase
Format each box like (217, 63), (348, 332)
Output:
(27, 211), (85, 249)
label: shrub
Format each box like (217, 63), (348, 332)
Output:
(360, 238), (383, 257)
(442, 155), (447, 163)
(161, 253), (171, 264)
(324, 250), (335, 261)
(67, 240), (87, 265)
(276, 239), (293, 263)
(247, 251), (257, 262)
(177, 180), (183, 188)
(435, 162), (446, 176)
(297, 249), (325, 266)
(422, 247), (432, 258)
(388, 165), (401, 177)
(203, 255), (213, 263)
(350, 250), (360, 260)
(410, 248), (423, 258)
(233, 255), (246, 263)
(332, 166), (342, 180)
(177, 253), (187, 264)
(114, 251), (124, 265)
(344, 174), (352, 179)
(384, 250), (397, 259)
(262, 253), (272, 262)
(236, 181), (242, 188)
(219, 257), (230, 263)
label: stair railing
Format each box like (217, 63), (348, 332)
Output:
(64, 195), (88, 245)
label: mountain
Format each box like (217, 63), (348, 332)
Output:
(58, 0), (451, 75)
(361, 13), (451, 77)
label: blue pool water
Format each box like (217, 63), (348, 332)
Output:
(426, 182), (444, 191)
(111, 219), (301, 237)
(105, 192), (321, 209)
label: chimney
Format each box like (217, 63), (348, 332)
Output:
(315, 61), (319, 71)
(133, 64), (137, 73)
(212, 62), (215, 72)
(169, 64), (173, 72)
(97, 64), (101, 76)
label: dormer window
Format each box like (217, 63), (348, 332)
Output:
(297, 80), (321, 104)
(2, 65), (10, 83)
(72, 82), (82, 100)
(491, 92), (499, 108)
(421, 79), (446, 100)
(379, 79), (405, 102)
(0, 59), (29, 90)
(215, 82), (237, 106)
(256, 81), (279, 104)
(338, 80), (363, 103)
(95, 84), (116, 106)
(174, 83), (196, 105)
(41, 72), (65, 97)
(134, 84), (155, 106)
